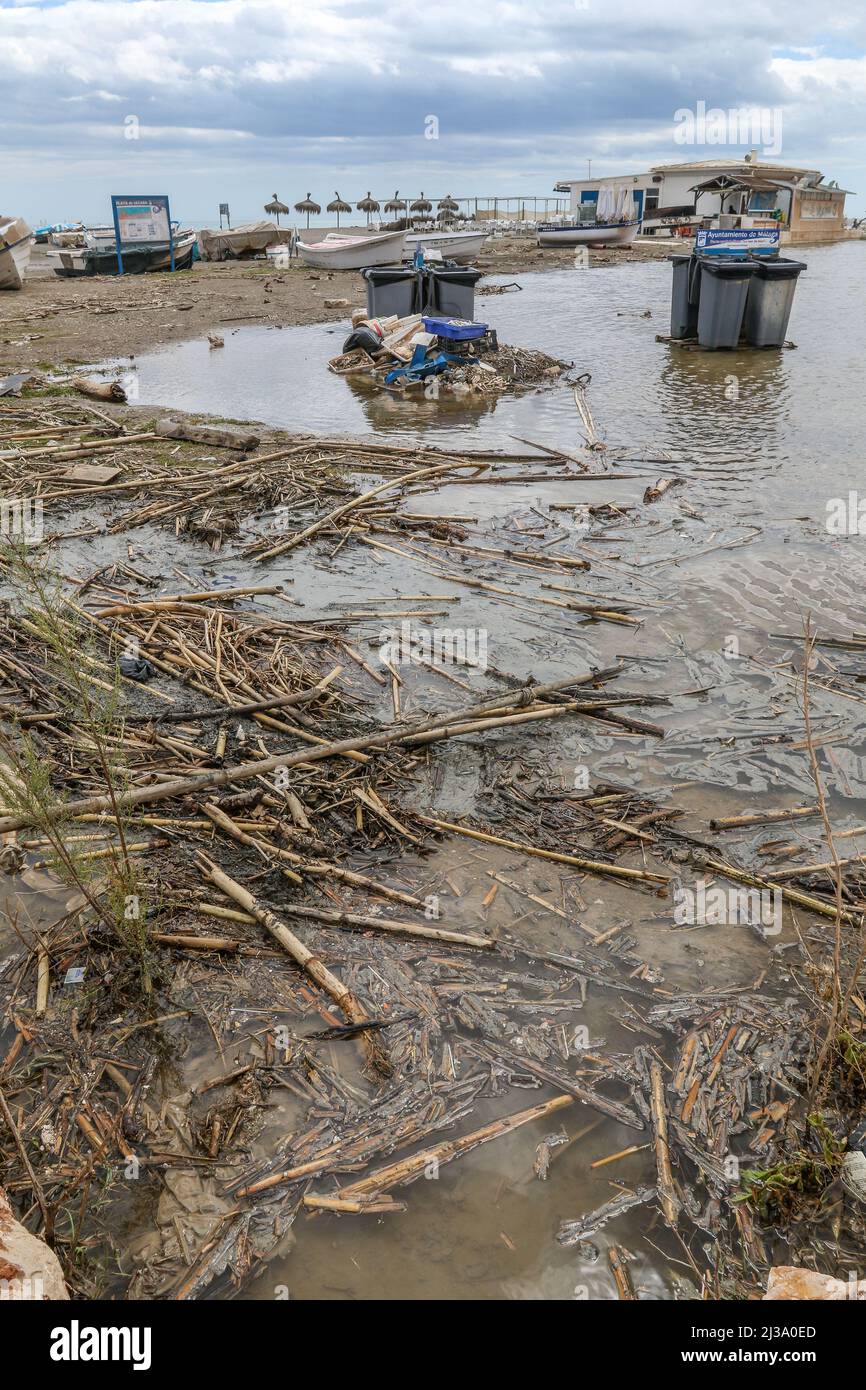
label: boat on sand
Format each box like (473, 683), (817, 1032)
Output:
(298, 229), (406, 270)
(536, 220), (639, 248)
(404, 229), (489, 262)
(198, 221), (290, 261)
(48, 229), (197, 277)
(0, 217), (34, 290)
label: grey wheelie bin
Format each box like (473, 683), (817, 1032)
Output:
(670, 253), (701, 339)
(696, 256), (755, 349)
(362, 267), (419, 319)
(743, 257), (807, 347)
(425, 266), (483, 319)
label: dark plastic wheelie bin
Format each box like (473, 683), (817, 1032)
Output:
(670, 253), (701, 339)
(425, 267), (483, 319)
(696, 256), (755, 348)
(743, 257), (807, 347)
(362, 267), (419, 319)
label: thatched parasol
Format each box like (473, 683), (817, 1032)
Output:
(293, 193), (321, 228)
(264, 193), (289, 224)
(410, 194), (432, 215)
(384, 191), (407, 212)
(437, 194), (459, 212)
(356, 191), (380, 225)
(327, 192), (352, 229)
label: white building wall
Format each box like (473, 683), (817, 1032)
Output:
(560, 172), (657, 216)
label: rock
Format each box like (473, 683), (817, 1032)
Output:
(0, 1185), (68, 1300)
(0, 843), (24, 874)
(848, 1118), (866, 1152)
(842, 1149), (866, 1204)
(324, 298), (350, 309)
(764, 1265), (866, 1300)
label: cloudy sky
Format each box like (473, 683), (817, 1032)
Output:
(2, 0), (864, 226)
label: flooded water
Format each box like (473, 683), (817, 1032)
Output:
(121, 241), (865, 509)
(117, 239), (866, 816)
(10, 241), (866, 1301)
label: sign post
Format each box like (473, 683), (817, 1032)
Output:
(109, 195), (174, 275)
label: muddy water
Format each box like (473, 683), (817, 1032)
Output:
(13, 242), (866, 1300)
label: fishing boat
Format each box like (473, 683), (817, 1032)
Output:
(47, 228), (197, 277)
(298, 228), (406, 270)
(34, 221), (82, 245)
(536, 219), (640, 248)
(538, 183), (641, 249)
(0, 217), (34, 290)
(404, 229), (489, 262)
(198, 220), (290, 261)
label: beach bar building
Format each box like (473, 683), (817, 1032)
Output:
(554, 154), (850, 244)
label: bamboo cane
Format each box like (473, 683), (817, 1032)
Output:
(649, 1060), (679, 1228)
(417, 816), (669, 885)
(0, 671), (627, 832)
(197, 855), (391, 1076)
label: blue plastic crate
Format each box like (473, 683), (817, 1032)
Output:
(422, 316), (488, 341)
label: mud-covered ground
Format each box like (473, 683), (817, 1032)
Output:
(0, 235), (677, 375)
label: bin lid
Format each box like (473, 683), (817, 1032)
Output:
(426, 267), (483, 282)
(699, 257), (755, 279)
(752, 258), (807, 278)
(361, 266), (418, 281)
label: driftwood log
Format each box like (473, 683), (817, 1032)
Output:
(155, 418), (260, 452)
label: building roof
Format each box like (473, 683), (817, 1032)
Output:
(689, 173), (789, 193)
(651, 158), (821, 178)
(554, 158), (849, 195)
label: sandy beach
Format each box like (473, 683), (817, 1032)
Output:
(1, 235), (677, 375)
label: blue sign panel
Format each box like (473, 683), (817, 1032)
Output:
(109, 195), (174, 274)
(695, 226), (780, 255)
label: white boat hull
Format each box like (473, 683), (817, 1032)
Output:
(537, 221), (639, 248)
(0, 219), (33, 290)
(404, 230), (489, 262)
(298, 230), (406, 270)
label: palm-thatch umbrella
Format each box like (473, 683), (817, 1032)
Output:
(293, 193), (321, 229)
(410, 194), (432, 217)
(356, 191), (380, 226)
(327, 192), (352, 229)
(384, 191), (406, 213)
(437, 194), (459, 215)
(264, 193), (290, 225)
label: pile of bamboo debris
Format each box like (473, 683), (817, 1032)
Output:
(1, 395), (865, 1302)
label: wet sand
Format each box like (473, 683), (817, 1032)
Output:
(0, 236), (677, 375)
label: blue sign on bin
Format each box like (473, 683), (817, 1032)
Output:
(696, 227), (780, 255)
